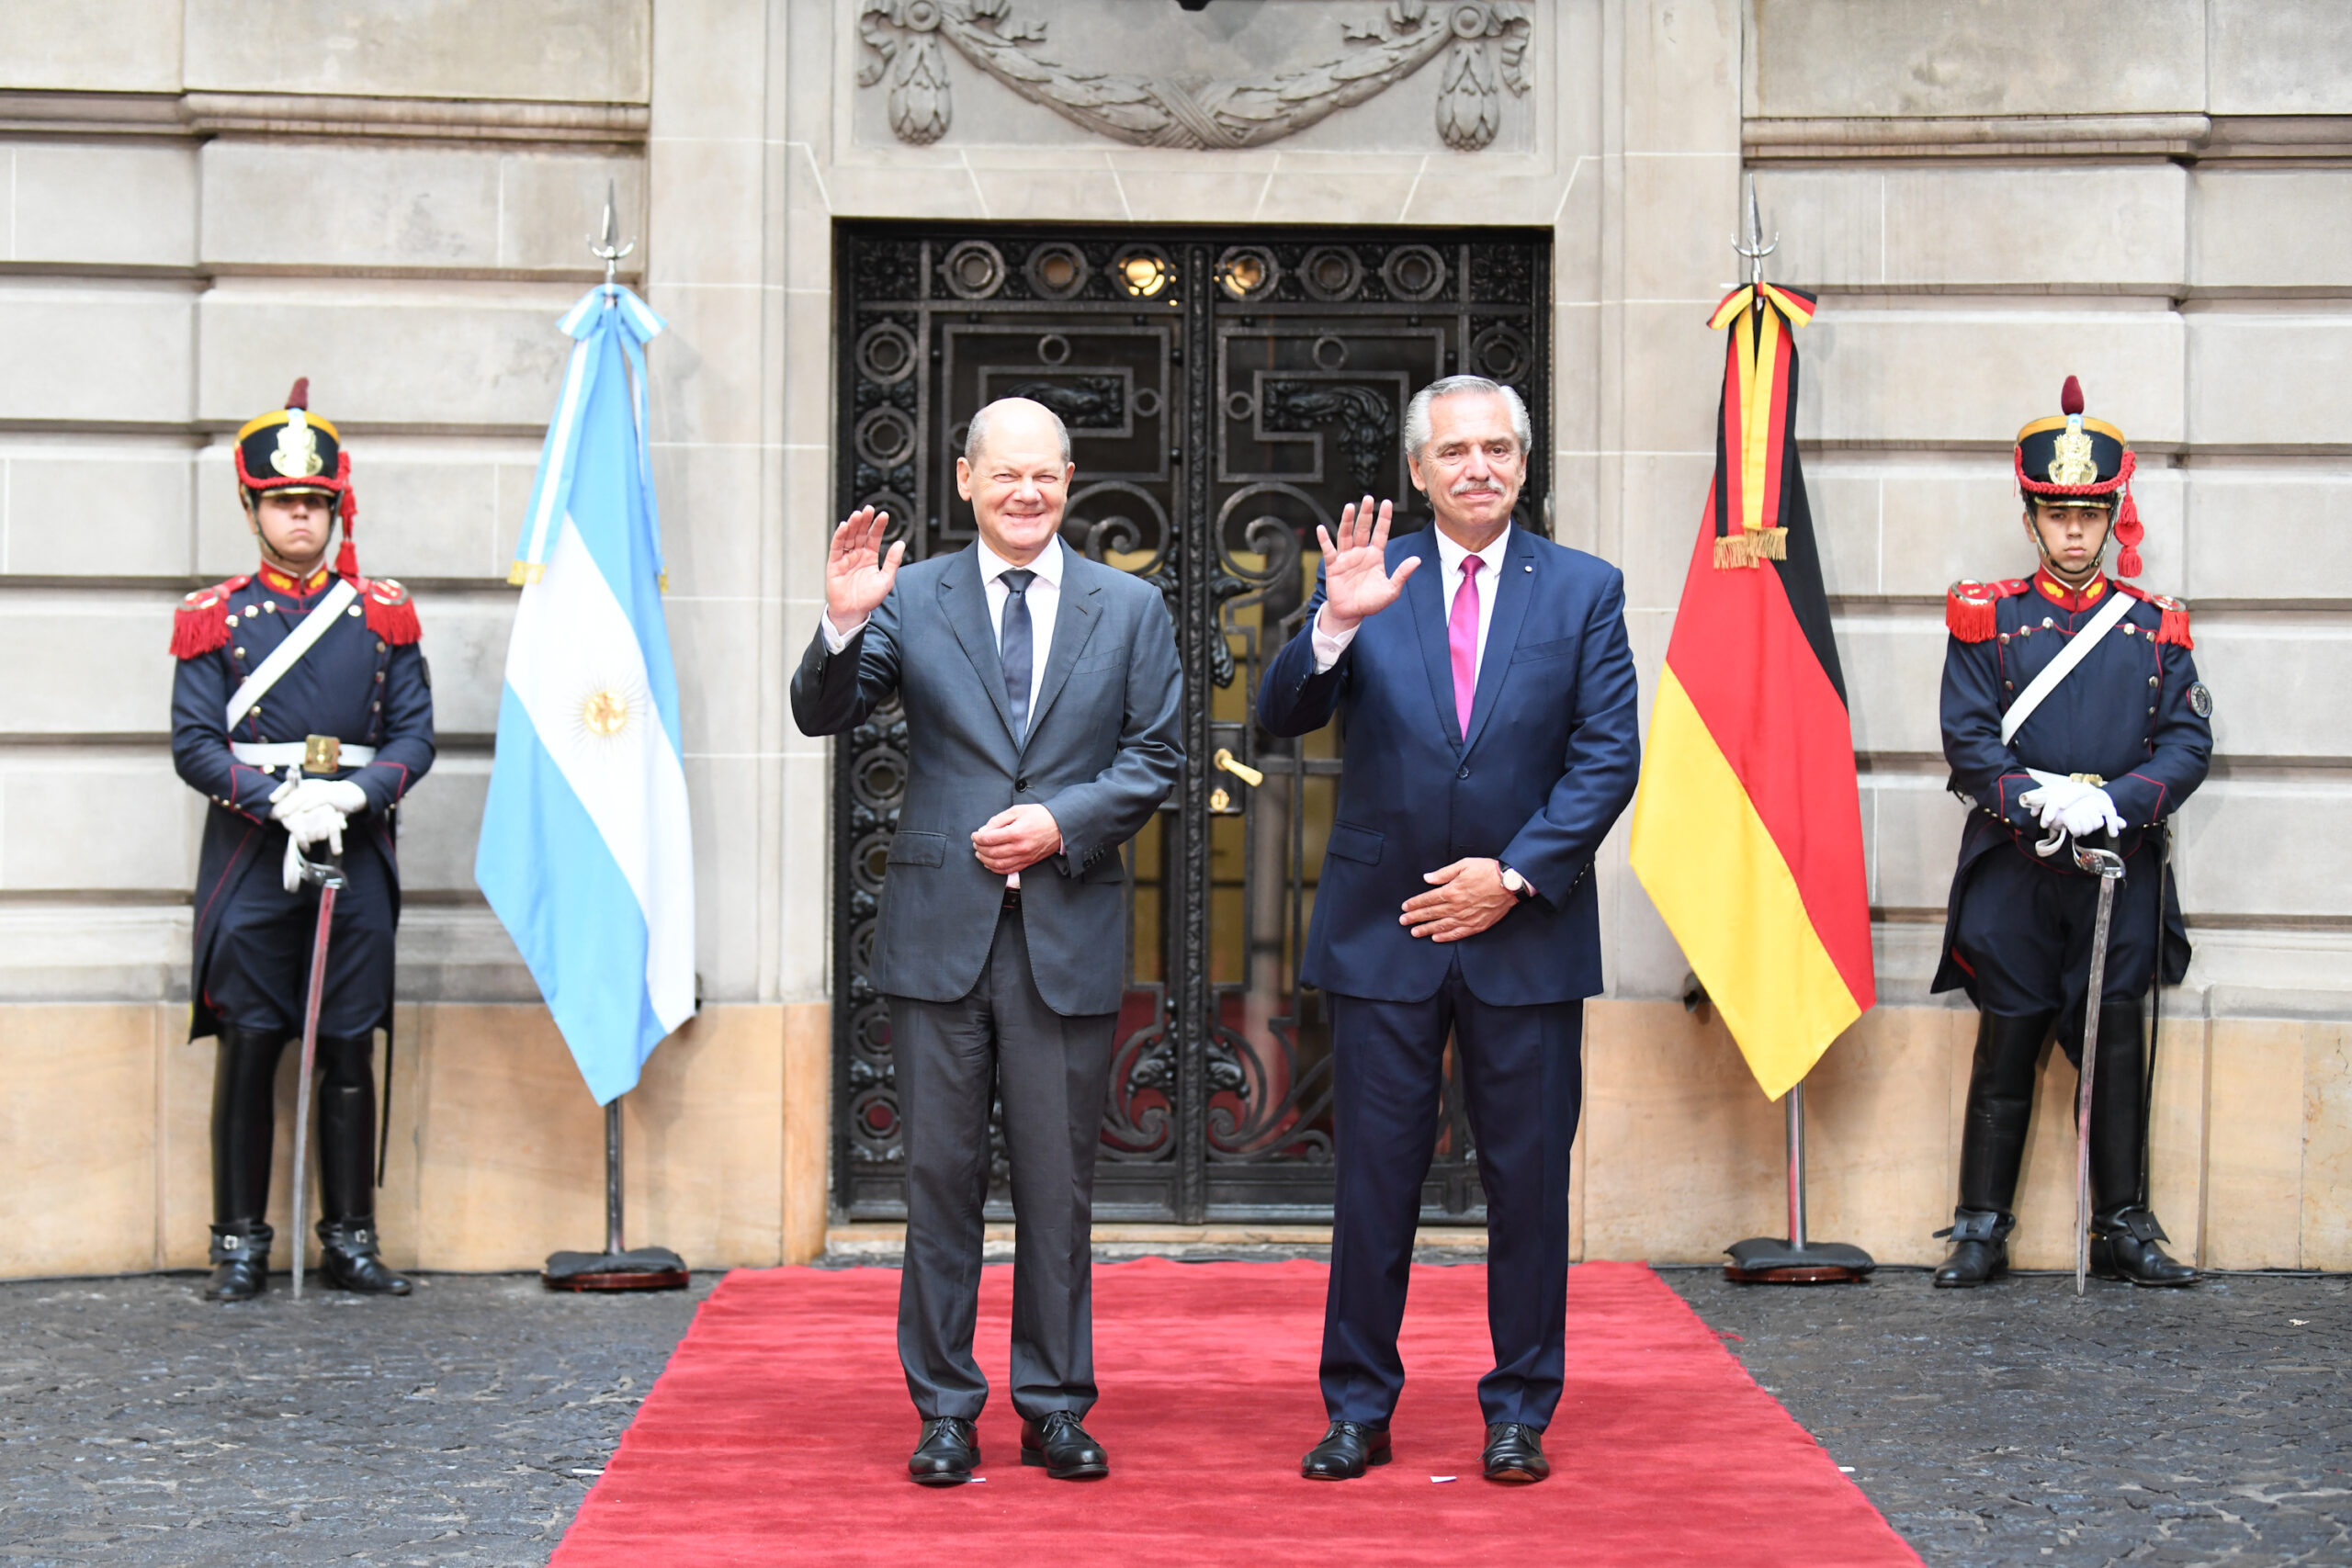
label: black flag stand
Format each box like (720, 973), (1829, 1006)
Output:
(542, 1097), (688, 1292)
(1724, 1081), (1873, 1284)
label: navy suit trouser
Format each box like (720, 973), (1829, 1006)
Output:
(1322, 956), (1584, 1429)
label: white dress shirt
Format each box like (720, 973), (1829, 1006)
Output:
(1311, 523), (1512, 677)
(819, 534), (1067, 887)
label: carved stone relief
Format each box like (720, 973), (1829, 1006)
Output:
(856, 0), (1531, 152)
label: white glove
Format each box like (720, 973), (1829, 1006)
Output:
(272, 777), (368, 819)
(279, 798), (348, 892)
(2018, 771), (2091, 831)
(285, 801), (346, 853)
(2058, 785), (2126, 841)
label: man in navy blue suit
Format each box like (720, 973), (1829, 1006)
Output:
(1258, 376), (1640, 1484)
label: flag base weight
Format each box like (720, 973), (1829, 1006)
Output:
(541, 1097), (687, 1292)
(542, 1247), (689, 1292)
(1723, 1236), (1874, 1285)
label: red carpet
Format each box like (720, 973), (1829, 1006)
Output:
(552, 1259), (1919, 1566)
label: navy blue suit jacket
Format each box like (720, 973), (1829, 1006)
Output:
(1256, 525), (1641, 1007)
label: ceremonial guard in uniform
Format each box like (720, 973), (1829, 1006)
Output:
(171, 380), (434, 1302)
(1932, 377), (2209, 1289)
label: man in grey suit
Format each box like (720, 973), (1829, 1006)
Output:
(792, 398), (1183, 1486)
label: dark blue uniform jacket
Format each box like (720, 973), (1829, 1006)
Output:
(1933, 571), (2211, 998)
(170, 565), (435, 1039)
(1256, 525), (1642, 1006)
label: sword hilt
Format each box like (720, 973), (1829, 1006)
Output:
(296, 842), (348, 892)
(2072, 840), (2126, 880)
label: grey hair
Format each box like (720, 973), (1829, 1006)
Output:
(964, 397), (1072, 466)
(1401, 375), (1532, 460)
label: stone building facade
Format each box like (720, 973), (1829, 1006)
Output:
(2, 0), (2346, 1277)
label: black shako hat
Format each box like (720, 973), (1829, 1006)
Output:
(2014, 375), (2143, 577)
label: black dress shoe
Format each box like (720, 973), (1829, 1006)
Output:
(2090, 1205), (2200, 1287)
(1021, 1411), (1108, 1480)
(909, 1416), (980, 1485)
(203, 1224), (271, 1303)
(1301, 1420), (1391, 1480)
(1932, 1208), (2014, 1289)
(1483, 1422), (1548, 1483)
(317, 1220), (413, 1295)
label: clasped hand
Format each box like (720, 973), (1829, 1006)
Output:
(2018, 773), (2125, 853)
(973, 805), (1062, 874)
(268, 775), (368, 890)
(1400, 857), (1518, 943)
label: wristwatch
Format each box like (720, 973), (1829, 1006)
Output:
(1498, 864), (1535, 903)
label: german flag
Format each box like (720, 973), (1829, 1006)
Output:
(1628, 283), (1874, 1100)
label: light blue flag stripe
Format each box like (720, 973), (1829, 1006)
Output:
(475, 698), (664, 1105)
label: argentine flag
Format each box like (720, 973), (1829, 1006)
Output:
(476, 283), (695, 1104)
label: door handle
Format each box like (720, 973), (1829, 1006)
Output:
(1213, 748), (1264, 788)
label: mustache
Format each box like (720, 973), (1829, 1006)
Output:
(1449, 479), (1508, 497)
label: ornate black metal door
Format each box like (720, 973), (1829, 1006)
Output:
(831, 223), (1551, 1224)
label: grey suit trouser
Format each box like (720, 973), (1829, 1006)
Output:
(893, 904), (1118, 1423)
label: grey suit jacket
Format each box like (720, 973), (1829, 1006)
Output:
(791, 544), (1184, 1016)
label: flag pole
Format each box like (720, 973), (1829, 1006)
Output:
(1718, 175), (1874, 1286)
(1786, 1080), (1806, 1249)
(605, 1100), (625, 1257)
(537, 183), (685, 1294)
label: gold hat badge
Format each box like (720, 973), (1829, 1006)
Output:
(270, 408), (325, 479)
(2047, 413), (2098, 487)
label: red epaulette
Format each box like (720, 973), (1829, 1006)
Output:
(2114, 581), (2192, 649)
(358, 576), (423, 646)
(1946, 579), (2029, 642)
(169, 575), (253, 659)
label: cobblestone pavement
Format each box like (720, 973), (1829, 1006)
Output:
(1664, 1265), (2352, 1568)
(0, 1271), (711, 1567)
(1, 1263), (2345, 1566)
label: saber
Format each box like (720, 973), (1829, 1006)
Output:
(2140, 821), (2171, 1208)
(288, 840), (348, 1302)
(2071, 840), (2128, 1297)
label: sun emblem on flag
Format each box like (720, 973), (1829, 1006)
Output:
(573, 675), (646, 743)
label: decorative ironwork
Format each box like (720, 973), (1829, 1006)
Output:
(1260, 381), (1395, 491)
(857, 0), (1532, 152)
(1001, 375), (1125, 430)
(831, 225), (1550, 1224)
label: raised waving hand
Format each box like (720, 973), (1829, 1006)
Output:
(1314, 495), (1418, 635)
(825, 506), (905, 632)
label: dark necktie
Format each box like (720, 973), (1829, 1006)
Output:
(999, 568), (1035, 743)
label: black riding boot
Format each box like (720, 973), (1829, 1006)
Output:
(1934, 1010), (2051, 1289)
(313, 1033), (411, 1295)
(2077, 999), (2199, 1287)
(205, 1025), (288, 1302)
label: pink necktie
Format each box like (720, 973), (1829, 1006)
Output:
(1450, 556), (1482, 739)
